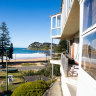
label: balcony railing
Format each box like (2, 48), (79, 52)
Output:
(52, 53), (61, 60)
(61, 53), (68, 77)
(61, 53), (79, 77)
(50, 52), (79, 76)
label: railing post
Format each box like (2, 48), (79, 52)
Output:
(6, 51), (8, 92)
(61, 53), (68, 77)
(52, 64), (54, 80)
(50, 38), (53, 59)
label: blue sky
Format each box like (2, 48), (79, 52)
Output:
(0, 0), (61, 48)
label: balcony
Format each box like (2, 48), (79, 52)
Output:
(50, 53), (78, 96)
(60, 53), (78, 96)
(61, 0), (80, 40)
(51, 13), (61, 39)
(50, 53), (61, 65)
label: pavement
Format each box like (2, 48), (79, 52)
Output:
(66, 77), (77, 96)
(46, 78), (63, 96)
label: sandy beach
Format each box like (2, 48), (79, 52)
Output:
(0, 57), (50, 63)
(0, 57), (50, 68)
(0, 57), (50, 71)
(10, 57), (49, 62)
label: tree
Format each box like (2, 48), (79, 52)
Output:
(56, 39), (68, 53)
(8, 43), (13, 59)
(0, 22), (13, 63)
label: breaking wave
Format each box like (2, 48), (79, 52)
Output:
(12, 53), (48, 59)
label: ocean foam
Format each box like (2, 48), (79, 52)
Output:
(12, 53), (47, 59)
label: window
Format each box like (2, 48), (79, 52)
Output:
(81, 0), (96, 80)
(82, 31), (96, 79)
(51, 14), (61, 37)
(52, 28), (61, 36)
(57, 15), (61, 27)
(68, 0), (70, 9)
(83, 0), (96, 31)
(52, 17), (56, 28)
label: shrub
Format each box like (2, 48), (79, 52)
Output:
(53, 65), (60, 76)
(21, 70), (35, 76)
(21, 64), (60, 77)
(11, 80), (50, 96)
(37, 65), (52, 77)
(37, 64), (60, 77)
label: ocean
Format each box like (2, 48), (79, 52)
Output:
(13, 48), (50, 59)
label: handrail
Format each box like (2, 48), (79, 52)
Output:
(51, 53), (61, 60)
(61, 53), (68, 77)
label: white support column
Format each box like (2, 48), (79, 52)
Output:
(51, 38), (53, 59)
(52, 64), (54, 80)
(67, 40), (69, 53)
(69, 40), (70, 54)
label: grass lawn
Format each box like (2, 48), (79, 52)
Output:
(0, 77), (24, 92)
(1, 83), (24, 92)
(21, 63), (37, 66)
(0, 71), (25, 92)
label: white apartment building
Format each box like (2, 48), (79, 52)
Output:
(50, 0), (96, 96)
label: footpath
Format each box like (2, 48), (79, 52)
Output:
(44, 77), (63, 96)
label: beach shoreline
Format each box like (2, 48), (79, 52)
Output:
(0, 57), (50, 69)
(10, 57), (50, 62)
(0, 57), (50, 63)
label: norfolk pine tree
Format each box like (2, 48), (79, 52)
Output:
(0, 22), (13, 63)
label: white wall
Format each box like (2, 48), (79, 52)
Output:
(61, 0), (74, 34)
(60, 66), (71, 96)
(74, 38), (79, 63)
(77, 68), (96, 96)
(61, 0), (66, 33)
(77, 0), (96, 96)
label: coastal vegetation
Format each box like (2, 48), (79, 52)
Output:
(27, 42), (57, 51)
(55, 39), (68, 53)
(0, 62), (60, 95)
(27, 40), (68, 53)
(11, 80), (53, 96)
(21, 64), (60, 77)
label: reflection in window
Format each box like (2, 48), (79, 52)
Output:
(83, 0), (96, 31)
(82, 31), (96, 79)
(57, 15), (61, 27)
(52, 17), (56, 28)
(68, 0), (70, 9)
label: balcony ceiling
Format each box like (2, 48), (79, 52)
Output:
(61, 0), (80, 40)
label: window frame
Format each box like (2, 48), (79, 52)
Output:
(51, 14), (61, 38)
(82, 0), (96, 36)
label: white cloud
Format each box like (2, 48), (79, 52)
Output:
(92, 39), (96, 49)
(83, 38), (90, 45)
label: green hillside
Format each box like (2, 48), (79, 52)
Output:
(27, 42), (57, 51)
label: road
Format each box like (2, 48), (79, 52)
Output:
(0, 65), (45, 71)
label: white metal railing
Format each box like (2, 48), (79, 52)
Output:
(61, 53), (68, 77)
(51, 53), (61, 60)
